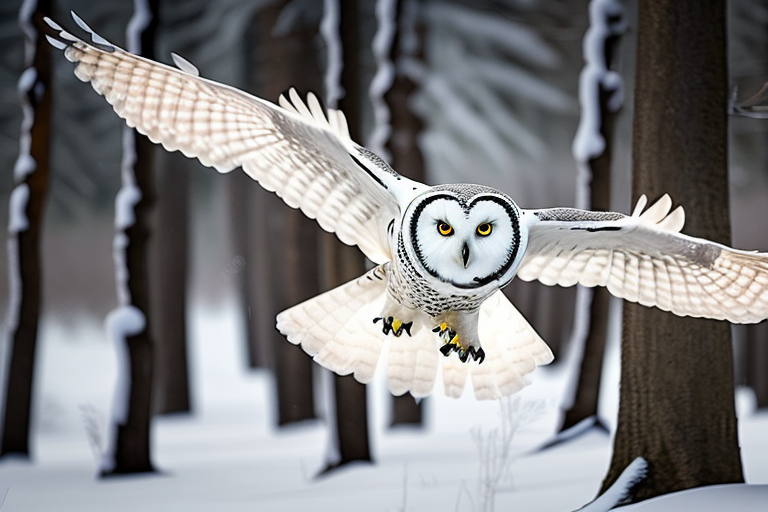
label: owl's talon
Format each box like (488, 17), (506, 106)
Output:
(434, 324), (484, 364)
(439, 342), (456, 356)
(374, 316), (412, 337)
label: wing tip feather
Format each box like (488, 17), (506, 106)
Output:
(277, 87), (352, 141)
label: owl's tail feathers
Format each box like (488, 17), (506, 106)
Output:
(466, 291), (554, 400)
(276, 266), (388, 384)
(386, 328), (440, 398)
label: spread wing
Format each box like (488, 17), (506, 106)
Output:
(518, 194), (768, 324)
(45, 14), (427, 264)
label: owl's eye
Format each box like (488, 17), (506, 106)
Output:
(476, 223), (492, 237)
(437, 221), (454, 237)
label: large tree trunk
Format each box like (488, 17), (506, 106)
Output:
(101, 0), (159, 476)
(0, 3), (52, 459)
(600, 0), (743, 501)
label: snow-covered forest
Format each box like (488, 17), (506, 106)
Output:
(1, 0), (767, 510)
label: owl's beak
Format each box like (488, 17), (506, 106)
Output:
(462, 243), (470, 268)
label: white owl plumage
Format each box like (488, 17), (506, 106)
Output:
(46, 15), (768, 400)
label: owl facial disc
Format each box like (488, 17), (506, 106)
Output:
(404, 188), (526, 290)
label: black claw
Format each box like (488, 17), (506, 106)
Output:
(439, 343), (456, 357)
(474, 347), (485, 364)
(373, 316), (390, 335)
(458, 348), (470, 363)
(400, 322), (413, 337)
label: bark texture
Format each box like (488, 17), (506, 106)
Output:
(600, 0), (743, 501)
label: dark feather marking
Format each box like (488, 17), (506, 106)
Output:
(571, 225), (624, 232)
(349, 153), (388, 190)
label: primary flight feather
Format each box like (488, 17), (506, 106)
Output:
(46, 15), (768, 400)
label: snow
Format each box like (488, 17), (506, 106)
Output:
(0, 301), (765, 511)
(578, 457), (647, 511)
(104, 305), (146, 425)
(621, 485), (767, 511)
(320, 0), (343, 108)
(7, 184), (30, 233)
(125, 0), (152, 54)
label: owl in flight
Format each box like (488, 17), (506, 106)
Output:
(46, 15), (768, 399)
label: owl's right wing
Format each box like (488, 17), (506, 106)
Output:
(518, 194), (768, 324)
(46, 15), (427, 265)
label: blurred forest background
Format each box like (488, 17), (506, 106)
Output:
(2, 0), (768, 448)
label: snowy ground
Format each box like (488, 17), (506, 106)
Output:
(0, 300), (766, 511)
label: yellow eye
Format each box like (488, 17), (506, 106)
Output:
(437, 222), (454, 237)
(476, 223), (492, 237)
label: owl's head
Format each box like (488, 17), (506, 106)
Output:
(402, 185), (528, 291)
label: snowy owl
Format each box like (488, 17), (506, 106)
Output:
(46, 15), (768, 400)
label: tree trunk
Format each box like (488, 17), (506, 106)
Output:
(101, 0), (159, 476)
(227, 169), (273, 369)
(560, 0), (623, 434)
(243, 1), (324, 426)
(321, 233), (373, 470)
(383, 0), (425, 428)
(321, 0), (372, 471)
(744, 323), (768, 409)
(600, 0), (743, 501)
(0, 4), (52, 459)
(150, 148), (191, 415)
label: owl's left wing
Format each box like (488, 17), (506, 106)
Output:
(46, 15), (427, 264)
(517, 194), (768, 324)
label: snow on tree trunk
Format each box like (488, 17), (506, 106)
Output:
(101, 0), (158, 476)
(577, 458), (648, 511)
(367, 0), (397, 161)
(321, 0), (343, 109)
(558, 0), (624, 437)
(600, 0), (744, 502)
(0, 0), (51, 458)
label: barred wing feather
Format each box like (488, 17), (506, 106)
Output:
(518, 194), (768, 324)
(45, 15), (420, 265)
